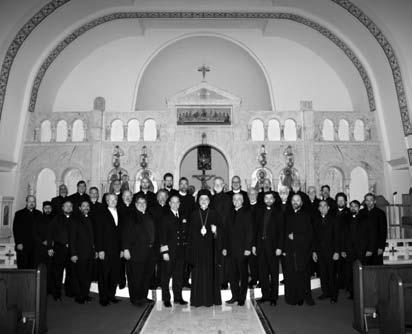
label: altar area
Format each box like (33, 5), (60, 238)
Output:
(17, 78), (383, 208)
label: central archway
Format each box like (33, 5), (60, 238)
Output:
(180, 145), (229, 191)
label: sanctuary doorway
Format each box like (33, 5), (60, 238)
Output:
(180, 145), (229, 191)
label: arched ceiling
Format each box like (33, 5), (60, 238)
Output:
(135, 35), (272, 111)
(0, 0), (409, 167)
(27, 11), (376, 116)
(0, 0), (409, 135)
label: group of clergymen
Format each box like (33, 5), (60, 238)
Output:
(12, 172), (387, 308)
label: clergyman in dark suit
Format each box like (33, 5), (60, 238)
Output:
(123, 195), (156, 306)
(95, 193), (122, 306)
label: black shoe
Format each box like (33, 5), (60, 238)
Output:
(318, 294), (329, 300)
(297, 300), (304, 306)
(238, 300), (245, 306)
(256, 298), (268, 304)
(85, 296), (93, 302)
(75, 298), (85, 304)
(110, 298), (121, 304)
(270, 300), (277, 306)
(163, 301), (172, 308)
(226, 298), (237, 304)
(305, 298), (315, 306)
(174, 299), (188, 305)
(100, 300), (109, 307)
(330, 297), (337, 304)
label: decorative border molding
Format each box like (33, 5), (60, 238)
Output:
(130, 302), (155, 334)
(408, 148), (412, 166)
(253, 300), (276, 334)
(332, 0), (411, 135)
(0, 0), (70, 121)
(28, 11), (376, 116)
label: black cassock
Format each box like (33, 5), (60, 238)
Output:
(187, 208), (222, 307)
(284, 208), (314, 305)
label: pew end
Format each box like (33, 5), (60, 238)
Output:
(0, 264), (48, 334)
(379, 274), (412, 334)
(353, 260), (412, 333)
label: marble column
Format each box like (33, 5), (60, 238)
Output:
(302, 110), (315, 187)
(89, 110), (104, 190)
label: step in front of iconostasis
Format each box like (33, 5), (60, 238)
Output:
(90, 274), (320, 301)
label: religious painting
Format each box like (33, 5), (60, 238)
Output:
(177, 107), (231, 125)
(197, 145), (212, 170)
(134, 169), (158, 193)
(107, 167), (129, 193)
(0, 197), (13, 228)
(3, 205), (9, 226)
(251, 168), (273, 191)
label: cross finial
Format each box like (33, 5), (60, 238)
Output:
(197, 64), (210, 81)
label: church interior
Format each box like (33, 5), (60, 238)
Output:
(1, 0), (412, 333)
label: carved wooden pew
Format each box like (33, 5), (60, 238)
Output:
(0, 279), (19, 334)
(352, 260), (412, 333)
(379, 274), (412, 334)
(0, 264), (47, 334)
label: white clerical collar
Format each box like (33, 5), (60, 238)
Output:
(232, 189), (241, 194)
(84, 214), (88, 218)
(250, 201), (257, 205)
(266, 206), (271, 210)
(338, 207), (344, 211)
(235, 206), (242, 211)
(321, 214), (326, 218)
(179, 191), (187, 196)
(294, 208), (300, 213)
(115, 192), (121, 195)
(282, 201), (287, 205)
(352, 214), (357, 218)
(125, 203), (131, 207)
(65, 214), (70, 218)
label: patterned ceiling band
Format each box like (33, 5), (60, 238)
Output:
(0, 0), (70, 120)
(331, 0), (411, 135)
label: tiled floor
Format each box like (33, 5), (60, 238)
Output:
(140, 301), (266, 334)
